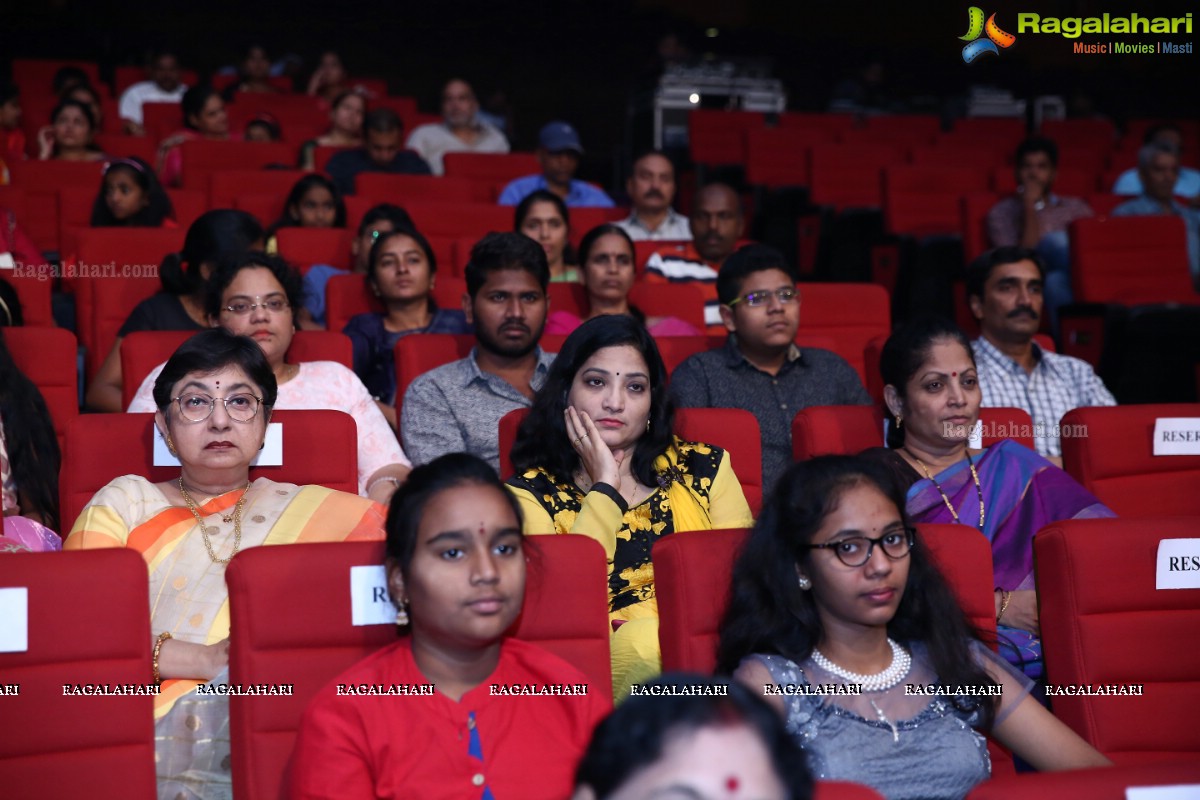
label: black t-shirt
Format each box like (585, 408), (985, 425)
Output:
(325, 148), (432, 195)
(118, 293), (205, 337)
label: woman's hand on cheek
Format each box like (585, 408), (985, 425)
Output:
(566, 406), (621, 488)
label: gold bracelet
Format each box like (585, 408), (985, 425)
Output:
(996, 590), (1013, 623)
(152, 631), (173, 685)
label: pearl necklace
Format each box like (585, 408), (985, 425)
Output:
(178, 478), (251, 565)
(810, 638), (912, 692)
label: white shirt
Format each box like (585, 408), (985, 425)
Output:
(118, 81), (189, 126)
(404, 121), (509, 176)
(616, 208), (692, 241)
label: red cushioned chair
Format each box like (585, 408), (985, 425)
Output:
(653, 335), (716, 375)
(274, 227), (355, 271)
(79, 274), (162, 384)
(567, 207), (628, 249)
(1035, 517), (1200, 764)
(813, 783), (886, 800)
(403, 201), (515, 240)
(779, 112), (857, 137)
(208, 168), (307, 209)
(808, 143), (903, 211)
(632, 239), (690, 274)
(1068, 216), (1198, 306)
(883, 165), (991, 238)
(442, 152), (540, 183)
(796, 283), (891, 385)
(179, 141), (297, 192)
(497, 407), (763, 513)
(745, 128), (827, 188)
(990, 165), (1098, 198)
(5, 327), (79, 449)
(688, 110), (765, 167)
(119, 330), (354, 410)
(392, 332), (477, 434)
(966, 760), (1200, 799)
(7, 160), (107, 251)
(3, 274), (54, 327)
(60, 410), (358, 530)
(960, 191), (1001, 263)
(225, 534), (612, 800)
(355, 173), (481, 204)
(628, 282), (707, 333)
(1060, 403), (1200, 517)
(791, 405), (884, 462)
(0, 549), (156, 800)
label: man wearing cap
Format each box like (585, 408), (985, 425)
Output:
(498, 121), (615, 207)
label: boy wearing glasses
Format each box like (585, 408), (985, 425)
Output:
(670, 245), (871, 493)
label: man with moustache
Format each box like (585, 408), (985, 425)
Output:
(967, 247), (1115, 465)
(616, 151), (691, 241)
(401, 233), (553, 473)
(405, 78), (510, 176)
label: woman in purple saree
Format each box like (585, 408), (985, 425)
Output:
(865, 318), (1113, 679)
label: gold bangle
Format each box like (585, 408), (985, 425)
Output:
(996, 590), (1013, 623)
(152, 631), (173, 685)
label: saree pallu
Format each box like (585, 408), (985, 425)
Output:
(66, 475), (385, 799)
(905, 439), (1115, 678)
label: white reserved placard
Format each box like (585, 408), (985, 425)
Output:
(0, 252), (15, 270)
(1127, 785), (1200, 799)
(1156, 538), (1200, 590)
(0, 587), (29, 653)
(967, 419), (984, 449)
(349, 565), (395, 626)
(1152, 418), (1200, 456)
(153, 422), (283, 467)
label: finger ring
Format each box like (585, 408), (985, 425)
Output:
(580, 433), (589, 439)
(573, 437), (582, 446)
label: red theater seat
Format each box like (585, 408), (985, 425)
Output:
(809, 143), (903, 210)
(225, 534), (613, 800)
(960, 191), (1001, 262)
(355, 173), (481, 204)
(796, 283), (890, 384)
(814, 783), (886, 800)
(2, 274), (54, 327)
(209, 168), (308, 209)
(7, 160), (106, 251)
(93, 133), (158, 165)
(1060, 403), (1200, 517)
(792, 405), (883, 461)
(179, 141), (297, 192)
(274, 227), (355, 271)
(967, 760), (1200, 799)
(5, 327), (79, 449)
(689, 110), (765, 167)
(778, 112), (857, 137)
(0, 549), (156, 800)
(392, 332), (477, 430)
(60, 410), (358, 529)
(404, 201), (514, 240)
(1035, 517), (1200, 764)
(1069, 216), (1198, 305)
(442, 152), (540, 183)
(652, 335), (716, 375)
(884, 165), (990, 237)
(114, 66), (200, 96)
(745, 128), (825, 188)
(120, 330), (354, 410)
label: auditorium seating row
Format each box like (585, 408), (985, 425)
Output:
(3, 511), (1197, 799)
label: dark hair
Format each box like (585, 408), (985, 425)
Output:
(511, 315), (674, 487)
(363, 108), (402, 137)
(268, 174), (346, 235)
(384, 452), (523, 576)
(692, 181), (743, 219)
(1014, 136), (1058, 169)
(152, 327), (278, 415)
(367, 227), (437, 291)
(49, 98), (97, 151)
(464, 232), (550, 298)
(0, 329), (62, 531)
(716, 244), (797, 306)
(161, 209), (263, 297)
(577, 224), (645, 324)
(963, 247), (1045, 303)
(90, 157), (175, 227)
(1142, 122), (1182, 145)
(514, 189), (574, 266)
(0, 82), (18, 107)
(51, 66), (90, 95)
(244, 115), (281, 142)
(0, 278), (23, 326)
(574, 673), (813, 800)
(331, 90), (362, 112)
(879, 317), (974, 449)
(181, 85), (221, 131)
(63, 83), (102, 113)
(628, 148), (676, 179)
(716, 456), (997, 728)
(204, 251), (304, 320)
(357, 203), (414, 237)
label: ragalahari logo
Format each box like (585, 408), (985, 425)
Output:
(960, 7), (1017, 62)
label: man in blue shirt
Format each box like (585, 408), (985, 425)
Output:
(1113, 141), (1200, 289)
(1112, 123), (1200, 199)
(498, 121), (614, 207)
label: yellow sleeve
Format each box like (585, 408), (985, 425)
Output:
(507, 483), (626, 561)
(63, 503), (129, 550)
(708, 450), (754, 530)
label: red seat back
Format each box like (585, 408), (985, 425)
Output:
(225, 534), (613, 800)
(796, 283), (891, 384)
(404, 201), (515, 239)
(5, 327), (79, 450)
(3, 274), (54, 327)
(274, 227), (355, 271)
(628, 282), (707, 332)
(1069, 216), (1198, 305)
(688, 110), (765, 166)
(884, 165), (990, 237)
(355, 173), (481, 204)
(393, 333), (477, 431)
(1060, 404), (1200, 516)
(965, 760), (1200, 800)
(442, 152), (540, 182)
(209, 168), (308, 209)
(791, 405), (884, 461)
(0, 549), (156, 800)
(653, 335), (717, 375)
(1035, 517), (1200, 764)
(809, 144), (902, 210)
(7, 161), (106, 251)
(60, 410), (358, 529)
(180, 141), (297, 191)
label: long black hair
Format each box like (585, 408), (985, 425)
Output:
(0, 329), (61, 531)
(180, 84), (221, 131)
(160, 209), (263, 297)
(267, 173), (346, 236)
(880, 316), (975, 449)
(574, 673), (813, 800)
(716, 455), (997, 727)
(90, 157), (175, 227)
(510, 314), (674, 488)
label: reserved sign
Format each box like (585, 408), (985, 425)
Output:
(349, 565), (395, 626)
(1156, 538), (1200, 590)
(1152, 418), (1200, 456)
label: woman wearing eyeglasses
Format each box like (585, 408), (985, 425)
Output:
(67, 328), (386, 799)
(128, 253), (411, 503)
(718, 456), (1108, 799)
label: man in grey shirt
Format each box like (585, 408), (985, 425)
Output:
(401, 233), (553, 472)
(671, 245), (872, 492)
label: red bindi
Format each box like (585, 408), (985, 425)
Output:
(726, 776), (739, 792)
(951, 371), (957, 378)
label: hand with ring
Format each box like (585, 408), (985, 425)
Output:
(565, 406), (621, 489)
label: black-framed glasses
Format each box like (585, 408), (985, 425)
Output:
(804, 528), (916, 567)
(222, 296), (290, 315)
(173, 393), (263, 423)
(726, 287), (799, 308)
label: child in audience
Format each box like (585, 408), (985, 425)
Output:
(38, 99), (105, 162)
(243, 113), (282, 142)
(265, 173), (345, 253)
(89, 157), (175, 227)
(290, 452), (608, 799)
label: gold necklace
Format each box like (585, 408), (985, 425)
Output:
(904, 450), (986, 531)
(178, 478), (252, 564)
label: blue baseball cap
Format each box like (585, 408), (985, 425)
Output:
(538, 121), (584, 154)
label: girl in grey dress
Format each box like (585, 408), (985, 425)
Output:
(717, 455), (1109, 800)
